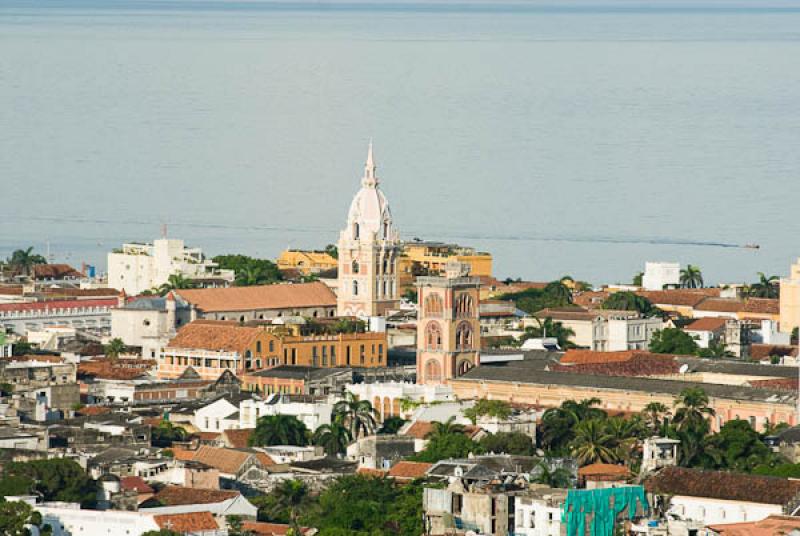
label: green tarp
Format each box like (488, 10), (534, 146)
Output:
(561, 486), (649, 536)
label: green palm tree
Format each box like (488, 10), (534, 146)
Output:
(679, 265), (704, 289)
(313, 422), (352, 457)
(748, 272), (779, 298)
(268, 479), (309, 534)
(673, 387), (715, 435)
(250, 415), (310, 447)
(8, 247), (47, 277)
(532, 461), (573, 489)
(696, 340), (735, 359)
(632, 272), (644, 287)
(641, 402), (669, 434)
(158, 273), (195, 295)
(425, 416), (465, 441)
(333, 392), (378, 438)
(523, 317), (576, 349)
(569, 419), (618, 465)
(235, 265), (266, 287)
(104, 338), (126, 361)
(541, 398), (607, 452)
(605, 416), (644, 462)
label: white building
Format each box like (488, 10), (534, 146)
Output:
(642, 262), (681, 291)
(108, 237), (234, 296)
(514, 487), (568, 536)
(111, 293), (195, 359)
(346, 381), (456, 421)
(239, 394), (333, 432)
(533, 309), (664, 351)
(0, 298), (116, 336)
(194, 397), (242, 433)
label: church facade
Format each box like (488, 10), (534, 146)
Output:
(337, 143), (401, 318)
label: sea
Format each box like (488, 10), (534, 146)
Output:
(1, 0), (799, 285)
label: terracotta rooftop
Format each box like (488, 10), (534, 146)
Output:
(560, 350), (641, 365)
(77, 359), (155, 380)
(357, 467), (388, 477)
(33, 263), (82, 279)
(223, 428), (254, 449)
(706, 515), (800, 536)
(154, 511), (219, 532)
(552, 352), (680, 377)
(149, 486), (240, 506)
(743, 298), (780, 314)
(637, 289), (719, 308)
(388, 461), (433, 480)
(645, 467), (800, 505)
(166, 321), (263, 353)
(750, 344), (798, 360)
(242, 521), (313, 535)
(403, 421), (482, 440)
(0, 298), (117, 313)
(684, 317), (728, 332)
(573, 291), (610, 308)
(692, 297), (779, 315)
(120, 475), (154, 494)
(176, 282), (336, 313)
(176, 445), (274, 474)
(748, 378), (798, 391)
(578, 463), (631, 481)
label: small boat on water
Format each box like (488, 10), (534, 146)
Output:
(743, 243), (760, 249)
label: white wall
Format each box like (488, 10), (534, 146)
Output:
(194, 398), (239, 432)
(667, 495), (782, 528)
(37, 504), (160, 536)
(643, 262), (680, 291)
(514, 497), (563, 536)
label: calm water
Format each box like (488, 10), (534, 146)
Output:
(1, 0), (800, 284)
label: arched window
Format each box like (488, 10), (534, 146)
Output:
(256, 341), (262, 353)
(457, 360), (473, 376)
(353, 280), (359, 296)
(425, 360), (442, 383)
(424, 294), (444, 317)
(425, 321), (443, 350)
(456, 322), (473, 350)
(383, 220), (389, 238)
(455, 294), (474, 318)
(269, 341), (275, 353)
(352, 260), (360, 274)
(353, 222), (360, 239)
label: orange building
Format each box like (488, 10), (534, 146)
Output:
(159, 320), (388, 380)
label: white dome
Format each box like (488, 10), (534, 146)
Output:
(345, 143), (395, 241)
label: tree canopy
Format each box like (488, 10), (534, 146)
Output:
(497, 280), (573, 315)
(649, 328), (699, 355)
(463, 399), (512, 424)
(213, 254), (283, 286)
(478, 432), (535, 456)
(250, 415), (310, 447)
(1, 459), (97, 506)
(601, 291), (660, 317)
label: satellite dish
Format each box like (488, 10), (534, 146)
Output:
(679, 364), (689, 374)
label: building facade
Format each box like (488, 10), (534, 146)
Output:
(108, 237), (234, 296)
(416, 262), (481, 385)
(337, 143), (401, 318)
(0, 298), (116, 336)
(780, 257), (800, 334)
(398, 241), (493, 292)
(277, 250), (338, 275)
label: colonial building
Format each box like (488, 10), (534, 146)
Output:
(780, 256), (800, 334)
(108, 237), (234, 296)
(277, 250), (338, 275)
(336, 143), (401, 318)
(398, 240), (493, 292)
(416, 262), (481, 385)
(0, 298), (117, 335)
(111, 292), (196, 359)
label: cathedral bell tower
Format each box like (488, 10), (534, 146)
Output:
(416, 261), (481, 385)
(337, 143), (401, 318)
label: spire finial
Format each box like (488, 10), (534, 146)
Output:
(362, 139), (377, 187)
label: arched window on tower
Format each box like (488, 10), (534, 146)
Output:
(424, 294), (444, 317)
(353, 222), (360, 239)
(352, 260), (360, 274)
(383, 220), (389, 238)
(353, 280), (359, 296)
(457, 360), (472, 376)
(456, 322), (473, 350)
(425, 321), (443, 350)
(425, 360), (442, 383)
(455, 294), (475, 318)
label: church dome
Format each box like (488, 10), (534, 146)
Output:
(345, 143), (395, 241)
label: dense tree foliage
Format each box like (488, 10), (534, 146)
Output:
(1, 459), (97, 506)
(521, 317), (576, 349)
(497, 280), (573, 315)
(313, 422), (352, 457)
(649, 328), (700, 355)
(151, 421), (188, 447)
(378, 416), (407, 435)
(699, 419), (782, 472)
(6, 247), (47, 276)
(250, 415), (310, 447)
(213, 254), (283, 286)
(479, 432), (535, 456)
(601, 291), (660, 317)
(748, 272), (779, 298)
(679, 264), (704, 288)
(333, 393), (378, 438)
(0, 499), (50, 536)
(463, 399), (512, 424)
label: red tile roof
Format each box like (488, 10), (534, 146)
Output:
(357, 467), (388, 477)
(750, 344), (798, 360)
(578, 463), (631, 481)
(154, 511), (219, 532)
(33, 264), (83, 279)
(77, 359), (155, 380)
(692, 297), (779, 315)
(120, 476), (154, 494)
(402, 421), (481, 440)
(552, 352), (680, 378)
(0, 298), (117, 313)
(150, 486), (239, 506)
(646, 467), (800, 505)
(242, 521), (313, 535)
(560, 350), (639, 365)
(388, 461), (432, 480)
(573, 291), (610, 308)
(706, 515), (800, 536)
(76, 406), (113, 417)
(166, 321), (263, 353)
(637, 289), (720, 308)
(223, 428), (254, 449)
(748, 378), (798, 391)
(176, 281), (336, 313)
(684, 317), (728, 332)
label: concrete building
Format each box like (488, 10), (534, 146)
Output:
(780, 257), (800, 334)
(239, 394), (333, 432)
(111, 292), (195, 359)
(398, 240), (493, 292)
(337, 143), (401, 318)
(642, 262), (681, 291)
(277, 250), (338, 275)
(346, 381), (456, 421)
(108, 237), (234, 296)
(534, 308), (664, 351)
(417, 262), (481, 385)
(0, 298), (116, 335)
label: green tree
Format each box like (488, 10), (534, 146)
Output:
(104, 337), (126, 361)
(649, 328), (699, 355)
(157, 273), (195, 294)
(401, 288), (418, 304)
(601, 291), (660, 317)
(521, 317), (576, 349)
(540, 398), (607, 453)
(569, 419), (618, 465)
(532, 461), (573, 489)
(679, 265), (704, 288)
(333, 393), (378, 438)
(605, 416), (645, 462)
(632, 272), (644, 287)
(463, 399), (512, 425)
(213, 254), (283, 287)
(329, 319), (367, 335)
(378, 416), (407, 435)
(748, 272), (779, 298)
(479, 432), (535, 456)
(0, 499), (45, 536)
(753, 463), (800, 478)
(151, 421), (188, 447)
(413, 432), (482, 463)
(497, 280), (573, 315)
(696, 340), (734, 359)
(3, 459), (97, 506)
(673, 387), (715, 436)
(641, 402), (669, 435)
(425, 417), (464, 441)
(313, 422), (352, 457)
(7, 247), (47, 277)
(700, 419), (783, 472)
(324, 244), (338, 260)
(250, 415), (309, 447)
(267, 480), (310, 534)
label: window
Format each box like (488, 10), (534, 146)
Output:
(456, 322), (474, 350)
(455, 294), (474, 318)
(425, 360), (442, 383)
(352, 260), (360, 274)
(425, 321), (443, 350)
(256, 341), (262, 353)
(424, 294), (444, 317)
(360, 344), (365, 364)
(353, 280), (359, 296)
(353, 222), (360, 239)
(346, 346), (351, 365)
(269, 341), (275, 353)
(331, 345), (336, 366)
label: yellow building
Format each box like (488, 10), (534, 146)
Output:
(780, 258), (800, 333)
(398, 241), (492, 292)
(277, 249), (338, 275)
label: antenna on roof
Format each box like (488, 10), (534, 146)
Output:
(679, 364), (689, 374)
